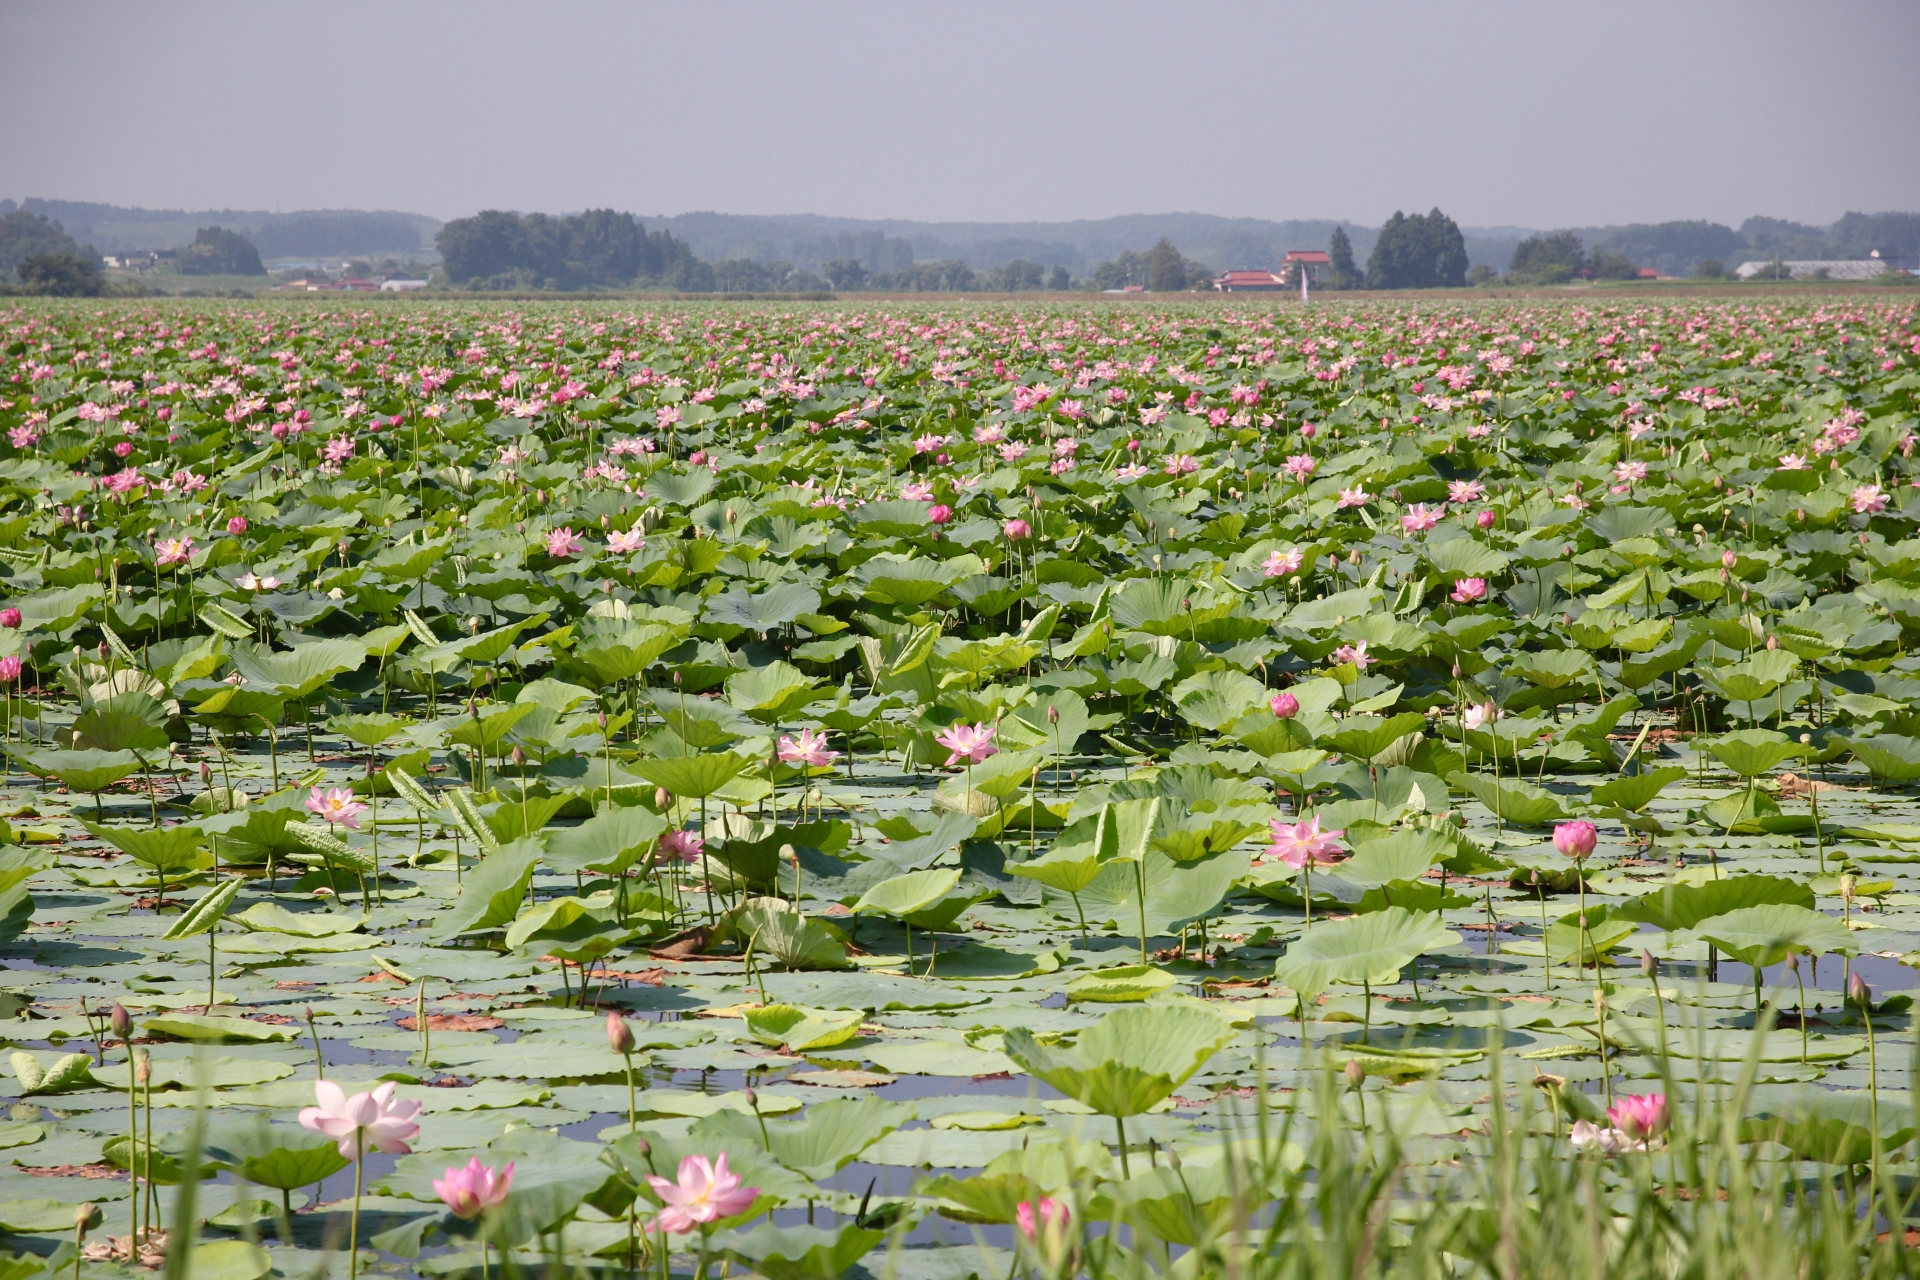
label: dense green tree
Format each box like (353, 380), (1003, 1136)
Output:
(1695, 258), (1731, 279)
(15, 252), (103, 296)
(1146, 239), (1189, 291)
(177, 225), (265, 276)
(1507, 231), (1587, 284)
(1587, 251), (1639, 280)
(822, 259), (869, 290)
(569, 209), (647, 283)
(985, 259), (1045, 291)
(1364, 209), (1468, 290)
(0, 211), (87, 279)
(1048, 265), (1071, 291)
(1327, 226), (1359, 289)
(436, 210), (698, 290)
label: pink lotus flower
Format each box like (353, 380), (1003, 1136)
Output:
(1721, 549), (1738, 569)
(226, 516), (248, 535)
(777, 728), (839, 769)
(1164, 454), (1199, 476)
(1400, 504), (1443, 534)
(1570, 1119), (1638, 1155)
(1449, 577), (1488, 603)
(973, 423), (1005, 445)
(607, 528), (645, 553)
(646, 1153), (758, 1235)
(154, 537), (195, 567)
(434, 1158), (514, 1219)
(0, 609), (20, 629)
(1462, 703), (1500, 731)
(659, 830), (705, 863)
(1852, 484), (1888, 515)
(1282, 454), (1317, 481)
(927, 504), (953, 525)
(1003, 518), (1031, 540)
(1777, 453), (1808, 471)
(1333, 641), (1372, 670)
(1607, 1092), (1668, 1141)
(1553, 819), (1598, 860)
(1446, 479), (1484, 504)
(546, 527), (584, 557)
(0, 656), (21, 684)
(1335, 486), (1371, 510)
(306, 786), (369, 830)
(298, 1080), (422, 1159)
(1016, 1195), (1071, 1243)
(998, 441), (1028, 462)
(236, 572), (281, 592)
(1476, 509), (1496, 529)
(1269, 691), (1299, 718)
(1264, 816), (1345, 869)
(1261, 549), (1304, 578)
(935, 722), (998, 766)
(1613, 460), (1648, 484)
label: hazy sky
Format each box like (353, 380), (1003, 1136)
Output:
(3, 0), (1916, 230)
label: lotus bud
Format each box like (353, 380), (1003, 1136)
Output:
(725, 507), (736, 525)
(606, 1010), (635, 1054)
(1344, 1059), (1364, 1089)
(1800, 733), (1812, 746)
(598, 712), (609, 730)
(1477, 509), (1495, 529)
(1640, 950), (1656, 979)
(1722, 549), (1737, 569)
(1592, 987), (1607, 1015)
(73, 1203), (93, 1236)
(1451, 663), (1462, 680)
(632, 1138), (651, 1157)
(1766, 635), (1777, 651)
(1164, 1146), (1181, 1171)
(109, 1002), (132, 1041)
(134, 1050), (151, 1084)
(673, 670), (682, 688)
(743, 1086), (759, 1109)
(1839, 874), (1857, 903)
(1269, 691), (1299, 719)
(1047, 705), (1059, 725)
(1850, 972), (1871, 1006)
(199, 762), (212, 786)
(510, 745), (526, 767)
(655, 787), (670, 809)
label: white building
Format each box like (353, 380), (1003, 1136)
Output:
(1733, 259), (1891, 281)
(380, 279), (429, 292)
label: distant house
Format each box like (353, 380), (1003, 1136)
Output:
(1212, 270), (1287, 292)
(1733, 260), (1891, 281)
(275, 278), (337, 292)
(1636, 267), (1660, 279)
(380, 279), (428, 292)
(1283, 250), (1331, 285)
(337, 279), (379, 292)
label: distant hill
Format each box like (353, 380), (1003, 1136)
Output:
(0, 199), (440, 260)
(4, 198), (1913, 281)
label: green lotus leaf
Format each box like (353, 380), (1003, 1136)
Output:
(1001, 1004), (1237, 1118)
(1689, 904), (1857, 969)
(741, 1004), (864, 1051)
(1274, 907), (1462, 1001)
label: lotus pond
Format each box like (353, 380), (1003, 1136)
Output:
(0, 297), (1916, 1279)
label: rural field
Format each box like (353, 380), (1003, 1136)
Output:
(2, 295), (1920, 1280)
